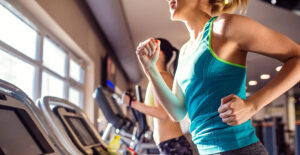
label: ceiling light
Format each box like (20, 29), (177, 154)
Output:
(276, 66), (282, 72)
(246, 92), (251, 97)
(260, 74), (270, 80)
(249, 80), (257, 86)
(271, 0), (277, 5)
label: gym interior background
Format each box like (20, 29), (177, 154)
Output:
(0, 0), (300, 154)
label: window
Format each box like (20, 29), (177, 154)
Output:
(42, 72), (64, 98)
(69, 87), (83, 108)
(43, 38), (67, 77)
(0, 48), (35, 98)
(0, 4), (37, 59)
(0, 2), (85, 106)
(70, 59), (83, 83)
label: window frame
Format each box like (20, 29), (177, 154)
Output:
(0, 1), (86, 107)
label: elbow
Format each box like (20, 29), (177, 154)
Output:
(292, 47), (300, 62)
(172, 105), (187, 122)
(170, 112), (186, 122)
(282, 46), (300, 63)
(289, 46), (300, 62)
(297, 47), (300, 61)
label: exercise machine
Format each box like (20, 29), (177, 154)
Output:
(93, 85), (158, 154)
(37, 96), (109, 155)
(0, 79), (66, 155)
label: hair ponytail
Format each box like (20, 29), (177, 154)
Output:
(210, 0), (248, 15)
(166, 47), (179, 76)
(155, 38), (180, 76)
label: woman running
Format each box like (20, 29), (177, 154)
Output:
(135, 0), (300, 154)
(125, 38), (193, 154)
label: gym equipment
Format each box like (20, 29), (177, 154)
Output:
(94, 86), (135, 142)
(131, 85), (150, 144)
(263, 118), (277, 155)
(252, 120), (264, 144)
(262, 117), (287, 155)
(0, 79), (66, 155)
(37, 96), (109, 155)
(93, 85), (158, 153)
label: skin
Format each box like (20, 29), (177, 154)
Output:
(124, 51), (183, 144)
(136, 0), (300, 128)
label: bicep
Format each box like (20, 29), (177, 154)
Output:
(226, 15), (300, 62)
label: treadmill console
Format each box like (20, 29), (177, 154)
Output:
(53, 106), (109, 155)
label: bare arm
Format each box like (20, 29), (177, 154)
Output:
(130, 100), (168, 119)
(218, 14), (300, 125)
(151, 72), (186, 121)
(136, 38), (187, 121)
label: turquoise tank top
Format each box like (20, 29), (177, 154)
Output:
(175, 16), (258, 154)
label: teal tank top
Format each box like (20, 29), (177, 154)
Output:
(175, 16), (258, 154)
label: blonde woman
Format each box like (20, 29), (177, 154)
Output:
(135, 0), (300, 154)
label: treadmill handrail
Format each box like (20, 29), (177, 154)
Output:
(135, 85), (149, 140)
(38, 97), (83, 155)
(39, 96), (107, 148)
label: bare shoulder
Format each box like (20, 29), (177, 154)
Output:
(214, 13), (258, 39)
(216, 13), (254, 27)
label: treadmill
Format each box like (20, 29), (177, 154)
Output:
(94, 85), (158, 154)
(37, 96), (109, 155)
(0, 79), (65, 155)
(93, 86), (135, 137)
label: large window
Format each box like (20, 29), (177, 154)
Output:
(0, 2), (85, 108)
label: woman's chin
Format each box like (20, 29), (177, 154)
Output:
(170, 14), (181, 21)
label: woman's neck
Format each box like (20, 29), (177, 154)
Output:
(182, 11), (212, 42)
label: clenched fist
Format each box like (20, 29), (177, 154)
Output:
(218, 94), (256, 126)
(136, 37), (161, 76)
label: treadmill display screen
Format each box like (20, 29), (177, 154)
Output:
(65, 116), (98, 146)
(0, 108), (43, 155)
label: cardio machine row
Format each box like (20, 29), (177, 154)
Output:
(0, 79), (156, 155)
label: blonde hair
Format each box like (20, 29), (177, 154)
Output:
(209, 0), (248, 15)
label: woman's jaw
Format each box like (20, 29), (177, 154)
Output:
(168, 0), (212, 22)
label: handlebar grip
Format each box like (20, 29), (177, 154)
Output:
(135, 85), (143, 102)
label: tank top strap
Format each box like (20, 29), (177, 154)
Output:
(201, 16), (218, 44)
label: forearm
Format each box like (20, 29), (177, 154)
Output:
(146, 66), (186, 121)
(248, 56), (300, 111)
(131, 101), (166, 119)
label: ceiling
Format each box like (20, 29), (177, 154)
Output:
(87, 0), (300, 93)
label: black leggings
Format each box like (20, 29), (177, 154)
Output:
(158, 135), (193, 155)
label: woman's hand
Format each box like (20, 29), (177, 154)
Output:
(122, 93), (131, 105)
(218, 94), (256, 126)
(136, 37), (160, 76)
